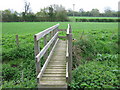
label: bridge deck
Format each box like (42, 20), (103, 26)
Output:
(39, 40), (67, 88)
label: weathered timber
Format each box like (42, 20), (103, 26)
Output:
(34, 35), (40, 75)
(39, 40), (67, 88)
(67, 24), (72, 83)
(37, 38), (59, 81)
(35, 23), (59, 40)
(36, 32), (58, 62)
(16, 35), (19, 47)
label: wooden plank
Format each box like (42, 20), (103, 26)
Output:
(66, 62), (68, 82)
(34, 35), (40, 76)
(35, 23), (59, 40)
(36, 32), (58, 62)
(66, 40), (69, 59)
(58, 36), (67, 39)
(68, 33), (72, 83)
(43, 35), (48, 60)
(66, 24), (70, 35)
(58, 29), (66, 31)
(37, 38), (59, 80)
(16, 35), (19, 47)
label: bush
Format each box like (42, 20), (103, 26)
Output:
(2, 64), (20, 81)
(70, 60), (119, 89)
(75, 19), (119, 22)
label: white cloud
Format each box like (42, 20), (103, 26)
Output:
(0, 0), (119, 13)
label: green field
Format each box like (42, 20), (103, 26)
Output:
(2, 22), (119, 88)
(69, 16), (118, 21)
(2, 22), (118, 35)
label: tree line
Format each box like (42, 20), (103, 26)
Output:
(0, 2), (119, 22)
(67, 8), (118, 17)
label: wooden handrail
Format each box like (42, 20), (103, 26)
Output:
(66, 24), (70, 35)
(37, 38), (59, 80)
(34, 23), (59, 76)
(66, 24), (72, 83)
(36, 32), (58, 62)
(35, 23), (59, 41)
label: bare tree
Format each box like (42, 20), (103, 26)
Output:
(24, 0), (31, 15)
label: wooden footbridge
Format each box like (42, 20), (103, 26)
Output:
(34, 24), (72, 89)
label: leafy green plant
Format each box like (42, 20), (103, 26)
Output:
(70, 60), (119, 89)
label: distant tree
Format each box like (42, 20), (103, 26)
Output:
(24, 0), (31, 15)
(104, 7), (113, 17)
(22, 0), (32, 21)
(53, 4), (68, 21)
(2, 9), (19, 22)
(36, 4), (68, 21)
(79, 8), (85, 16)
(90, 9), (100, 17)
(67, 9), (73, 16)
(79, 8), (84, 13)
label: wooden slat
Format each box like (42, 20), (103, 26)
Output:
(35, 24), (59, 41)
(68, 33), (72, 83)
(36, 32), (58, 62)
(58, 36), (67, 39)
(66, 24), (70, 35)
(44, 35), (48, 60)
(58, 29), (66, 31)
(16, 35), (19, 47)
(37, 38), (59, 80)
(66, 62), (68, 82)
(66, 40), (69, 59)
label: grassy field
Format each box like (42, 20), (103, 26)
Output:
(69, 16), (118, 21)
(2, 22), (118, 35)
(2, 22), (119, 88)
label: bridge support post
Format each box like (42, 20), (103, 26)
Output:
(67, 24), (72, 83)
(34, 35), (41, 76)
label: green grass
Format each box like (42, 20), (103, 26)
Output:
(69, 16), (118, 21)
(2, 22), (118, 36)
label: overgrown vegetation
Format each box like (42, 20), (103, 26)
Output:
(2, 22), (119, 89)
(2, 34), (37, 88)
(70, 29), (119, 89)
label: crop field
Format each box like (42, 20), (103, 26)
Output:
(69, 16), (118, 21)
(2, 22), (118, 35)
(2, 22), (119, 88)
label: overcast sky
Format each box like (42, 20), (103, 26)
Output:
(0, 0), (119, 13)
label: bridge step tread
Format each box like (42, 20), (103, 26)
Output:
(41, 77), (66, 81)
(39, 40), (67, 88)
(40, 81), (67, 86)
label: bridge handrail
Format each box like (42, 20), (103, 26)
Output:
(35, 23), (59, 41)
(66, 24), (72, 83)
(34, 23), (59, 78)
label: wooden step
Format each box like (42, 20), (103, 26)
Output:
(41, 77), (66, 81)
(49, 62), (66, 65)
(47, 66), (65, 69)
(45, 69), (65, 72)
(48, 63), (66, 66)
(53, 53), (66, 56)
(50, 60), (66, 62)
(44, 72), (65, 74)
(39, 85), (67, 88)
(40, 81), (66, 86)
(48, 65), (66, 67)
(43, 74), (65, 77)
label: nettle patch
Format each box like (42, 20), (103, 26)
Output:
(71, 30), (119, 89)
